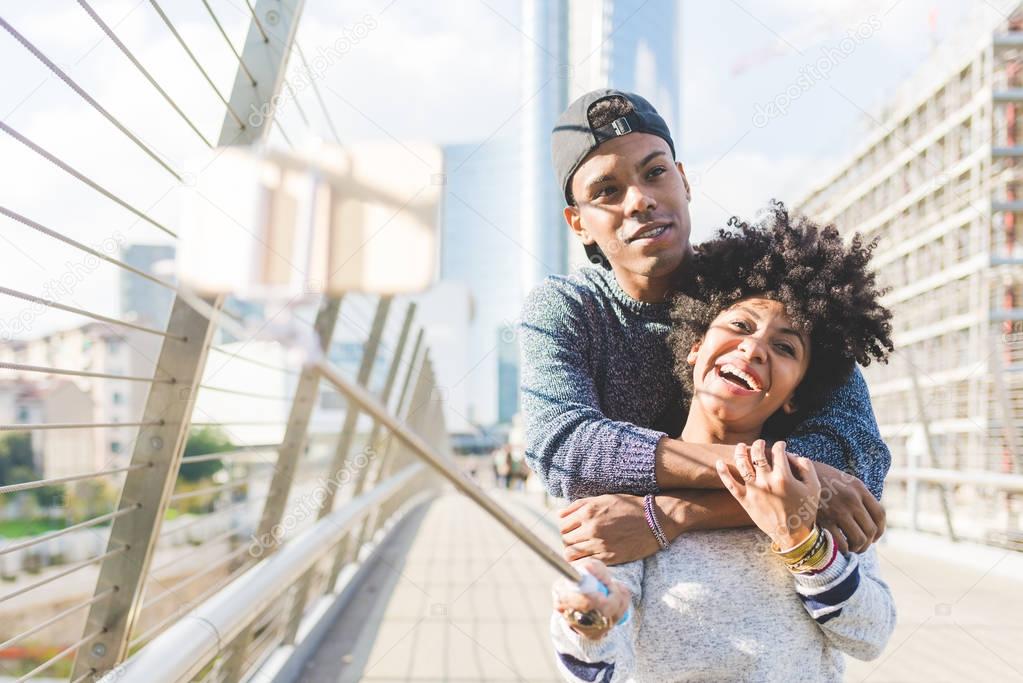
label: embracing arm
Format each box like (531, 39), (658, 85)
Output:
(785, 367), (891, 500)
(521, 278), (742, 499)
(655, 369), (889, 551)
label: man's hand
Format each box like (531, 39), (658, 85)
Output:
(560, 494), (663, 565)
(812, 461), (886, 553)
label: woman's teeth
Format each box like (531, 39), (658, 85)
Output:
(718, 363), (761, 391)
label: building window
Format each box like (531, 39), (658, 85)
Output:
(16, 406), (29, 422)
(111, 441), (122, 454)
(112, 392), (124, 405)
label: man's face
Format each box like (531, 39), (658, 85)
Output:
(566, 133), (692, 280)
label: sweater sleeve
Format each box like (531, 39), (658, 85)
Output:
(791, 545), (897, 661)
(550, 560), (644, 683)
(785, 367), (891, 500)
(520, 279), (663, 500)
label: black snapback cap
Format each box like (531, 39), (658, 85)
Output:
(551, 89), (676, 206)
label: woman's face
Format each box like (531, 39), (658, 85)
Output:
(688, 297), (811, 432)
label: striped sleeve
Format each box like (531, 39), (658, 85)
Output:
(792, 545), (897, 661)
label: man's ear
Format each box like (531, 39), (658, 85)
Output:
(677, 161), (691, 202)
(686, 341), (701, 365)
(564, 205), (594, 245)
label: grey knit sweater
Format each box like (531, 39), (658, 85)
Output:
(550, 527), (897, 682)
(519, 266), (891, 501)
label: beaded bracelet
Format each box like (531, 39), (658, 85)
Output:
(643, 494), (669, 550)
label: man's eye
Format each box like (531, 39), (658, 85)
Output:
(594, 186), (617, 199)
(647, 166), (666, 178)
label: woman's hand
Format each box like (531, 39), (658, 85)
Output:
(715, 439), (821, 549)
(552, 559), (631, 641)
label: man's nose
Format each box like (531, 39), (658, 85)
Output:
(624, 184), (656, 217)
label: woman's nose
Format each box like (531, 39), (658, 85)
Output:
(738, 337), (767, 362)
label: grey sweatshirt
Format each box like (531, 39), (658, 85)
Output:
(550, 527), (897, 682)
(519, 266), (891, 501)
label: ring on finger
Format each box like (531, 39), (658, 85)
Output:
(568, 608), (609, 631)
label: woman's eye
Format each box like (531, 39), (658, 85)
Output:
(776, 344), (795, 356)
(730, 320), (751, 332)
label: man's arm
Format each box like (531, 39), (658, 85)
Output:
(562, 463), (885, 565)
(650, 369), (890, 494)
(520, 280), (662, 500)
(784, 367), (891, 500)
(521, 278), (747, 500)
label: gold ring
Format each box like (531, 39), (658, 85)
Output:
(568, 608), (610, 631)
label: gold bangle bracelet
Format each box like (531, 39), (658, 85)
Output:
(785, 530), (829, 570)
(788, 530), (835, 573)
(772, 525), (820, 560)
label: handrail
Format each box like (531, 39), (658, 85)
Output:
(887, 467), (1023, 492)
(104, 464), (426, 683)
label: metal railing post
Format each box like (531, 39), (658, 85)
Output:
(905, 349), (957, 540)
(74, 2), (304, 677)
(218, 0), (305, 146)
(324, 330), (425, 591)
(71, 296), (223, 678)
(317, 296), (392, 515)
(279, 303), (414, 644)
(330, 335), (428, 571)
(253, 296), (341, 555)
(337, 305), (418, 540)
(219, 297), (340, 680)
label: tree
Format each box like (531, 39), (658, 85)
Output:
(179, 427), (233, 482)
(0, 433), (62, 507)
(0, 433), (35, 483)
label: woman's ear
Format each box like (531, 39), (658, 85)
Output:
(686, 342), (700, 365)
(781, 397), (799, 414)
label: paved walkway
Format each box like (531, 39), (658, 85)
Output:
(302, 488), (1023, 682)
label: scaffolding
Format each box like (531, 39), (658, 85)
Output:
(797, 5), (1023, 548)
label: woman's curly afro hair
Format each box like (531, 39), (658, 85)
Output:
(669, 200), (893, 434)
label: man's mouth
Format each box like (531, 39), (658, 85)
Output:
(715, 362), (763, 392)
(625, 222), (671, 244)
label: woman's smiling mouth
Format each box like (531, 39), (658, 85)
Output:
(714, 362), (764, 394)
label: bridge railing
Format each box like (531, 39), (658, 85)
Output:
(0, 3), (454, 681)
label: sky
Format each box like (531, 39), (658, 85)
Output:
(0, 0), (1016, 424)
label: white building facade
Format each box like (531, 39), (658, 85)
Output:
(797, 7), (1023, 545)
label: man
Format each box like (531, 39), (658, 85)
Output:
(520, 89), (888, 563)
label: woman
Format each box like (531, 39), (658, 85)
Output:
(550, 202), (896, 682)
